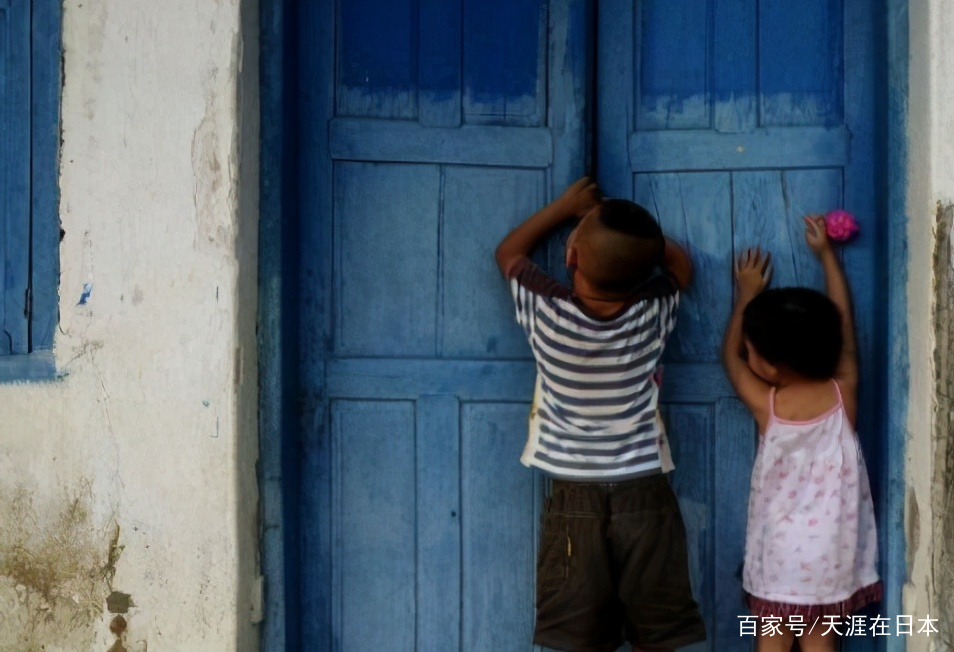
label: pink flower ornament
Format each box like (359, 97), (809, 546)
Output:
(824, 210), (859, 242)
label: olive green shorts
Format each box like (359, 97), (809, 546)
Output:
(534, 473), (706, 652)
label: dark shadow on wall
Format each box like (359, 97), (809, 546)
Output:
(235, 0), (262, 648)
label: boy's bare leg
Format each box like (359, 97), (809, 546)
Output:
(796, 630), (837, 652)
(755, 629), (795, 652)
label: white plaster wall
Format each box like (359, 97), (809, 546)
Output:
(904, 0), (952, 650)
(0, 0), (259, 650)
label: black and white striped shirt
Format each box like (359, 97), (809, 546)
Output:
(508, 256), (679, 481)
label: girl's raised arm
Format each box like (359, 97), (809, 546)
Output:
(804, 216), (859, 425)
(722, 248), (774, 432)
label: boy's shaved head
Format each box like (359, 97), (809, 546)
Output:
(573, 200), (664, 294)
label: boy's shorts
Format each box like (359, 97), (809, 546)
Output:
(534, 473), (706, 652)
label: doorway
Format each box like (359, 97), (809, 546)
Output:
(259, 1), (898, 650)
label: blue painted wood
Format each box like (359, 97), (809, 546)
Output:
(30, 0), (62, 353)
(0, 0), (31, 356)
(292, 0), (337, 649)
(419, 0), (462, 127)
(601, 2), (888, 649)
(330, 119), (552, 167)
(759, 0), (843, 127)
(713, 399), (755, 650)
(257, 0), (290, 648)
(629, 127), (850, 172)
(634, 172), (732, 363)
(441, 167), (545, 358)
(417, 395), (462, 651)
(462, 0), (546, 126)
(636, 0), (709, 130)
(0, 351), (56, 383)
(665, 405), (714, 649)
(461, 402), (539, 651)
(324, 359), (737, 402)
(265, 2), (897, 650)
(881, 0), (908, 648)
(712, 0), (757, 133)
(334, 162), (440, 356)
(288, 2), (591, 650)
(337, 0), (416, 119)
(332, 400), (417, 651)
(595, 0), (632, 198)
(731, 170), (836, 289)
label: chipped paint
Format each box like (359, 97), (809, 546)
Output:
(0, 483), (120, 651)
(0, 0), (260, 650)
(932, 202), (954, 650)
(78, 282), (93, 305)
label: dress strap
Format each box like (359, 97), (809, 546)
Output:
(768, 387), (777, 420)
(831, 378), (844, 405)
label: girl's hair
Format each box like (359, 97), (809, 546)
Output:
(742, 287), (843, 380)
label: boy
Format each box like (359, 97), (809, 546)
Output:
(495, 177), (705, 652)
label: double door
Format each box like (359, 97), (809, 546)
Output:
(287, 1), (883, 650)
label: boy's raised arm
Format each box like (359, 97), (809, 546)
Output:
(495, 177), (600, 276)
(663, 238), (692, 289)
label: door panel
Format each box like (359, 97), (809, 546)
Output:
(296, 0), (883, 649)
(308, 1), (588, 650)
(601, 1), (879, 650)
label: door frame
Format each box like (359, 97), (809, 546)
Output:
(257, 1), (911, 649)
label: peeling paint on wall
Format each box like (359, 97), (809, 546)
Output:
(0, 482), (124, 652)
(932, 202), (954, 650)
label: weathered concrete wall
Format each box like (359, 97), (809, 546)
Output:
(932, 203), (954, 651)
(905, 0), (954, 650)
(0, 0), (259, 650)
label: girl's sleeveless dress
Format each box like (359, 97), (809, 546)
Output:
(743, 381), (882, 617)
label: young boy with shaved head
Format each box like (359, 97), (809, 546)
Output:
(495, 178), (705, 652)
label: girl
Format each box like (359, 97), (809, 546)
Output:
(722, 216), (882, 652)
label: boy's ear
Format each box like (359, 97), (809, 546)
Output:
(565, 244), (579, 268)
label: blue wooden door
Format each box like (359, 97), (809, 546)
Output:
(293, 0), (885, 650)
(296, 1), (590, 650)
(597, 1), (882, 650)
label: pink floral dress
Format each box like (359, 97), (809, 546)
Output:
(743, 381), (882, 617)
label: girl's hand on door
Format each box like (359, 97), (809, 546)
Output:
(804, 215), (833, 257)
(735, 248), (772, 300)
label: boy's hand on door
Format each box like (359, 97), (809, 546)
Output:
(557, 176), (601, 218)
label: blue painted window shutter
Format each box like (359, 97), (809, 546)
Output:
(0, 0), (61, 380)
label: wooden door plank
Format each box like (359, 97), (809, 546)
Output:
(759, 0), (843, 127)
(333, 400), (417, 651)
(636, 0), (710, 131)
(333, 162), (441, 356)
(713, 0), (757, 133)
(462, 0), (547, 127)
(713, 398), (756, 650)
(330, 119), (553, 167)
(666, 405), (715, 646)
(629, 127), (849, 172)
(442, 167), (546, 358)
(336, 0), (417, 119)
(635, 172), (733, 363)
(419, 0), (462, 127)
(461, 402), (538, 652)
(417, 395), (463, 651)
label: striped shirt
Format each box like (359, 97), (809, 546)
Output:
(507, 256), (679, 481)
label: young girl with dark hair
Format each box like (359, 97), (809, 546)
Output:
(722, 216), (882, 652)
